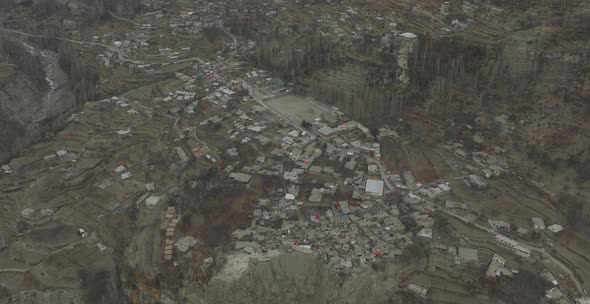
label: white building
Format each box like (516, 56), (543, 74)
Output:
(365, 179), (384, 196)
(145, 196), (161, 208)
(417, 227), (432, 239)
(407, 283), (428, 297)
(531, 217), (545, 231)
(547, 224), (564, 234)
(1, 165), (12, 173)
(494, 234), (531, 258)
(367, 164), (379, 175)
(485, 254), (513, 278)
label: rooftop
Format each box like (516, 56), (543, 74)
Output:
(229, 172), (252, 183)
(365, 179), (384, 196)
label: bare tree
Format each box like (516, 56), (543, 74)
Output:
(559, 191), (590, 227)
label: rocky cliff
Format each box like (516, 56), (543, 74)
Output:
(0, 0), (140, 164)
(226, 1), (590, 127)
(0, 35), (97, 164)
(182, 254), (427, 304)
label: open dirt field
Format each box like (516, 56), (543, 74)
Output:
(380, 139), (439, 182)
(182, 187), (258, 247)
(266, 95), (330, 123)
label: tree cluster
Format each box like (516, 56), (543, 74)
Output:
(489, 270), (550, 304)
(301, 120), (312, 129)
(558, 191), (590, 227)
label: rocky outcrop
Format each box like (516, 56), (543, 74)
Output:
(226, 2), (590, 126)
(0, 36), (97, 164)
(74, 0), (141, 22)
(182, 254), (405, 304)
(0, 0), (144, 165)
(0, 65), (44, 163)
(23, 0), (141, 21)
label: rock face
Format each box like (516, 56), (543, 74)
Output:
(0, 0), (140, 165)
(183, 254), (406, 304)
(0, 67), (43, 163)
(14, 289), (86, 304)
(226, 2), (590, 125)
(75, 0), (141, 21)
(0, 37), (78, 164)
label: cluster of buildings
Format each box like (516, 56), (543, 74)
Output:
(223, 71), (448, 271)
(94, 1), (228, 75)
(440, 140), (509, 190)
(51, 2), (578, 298)
(234, 191), (416, 270)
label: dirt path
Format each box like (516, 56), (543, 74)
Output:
(108, 11), (141, 27)
(0, 239), (85, 273)
(191, 126), (221, 162)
